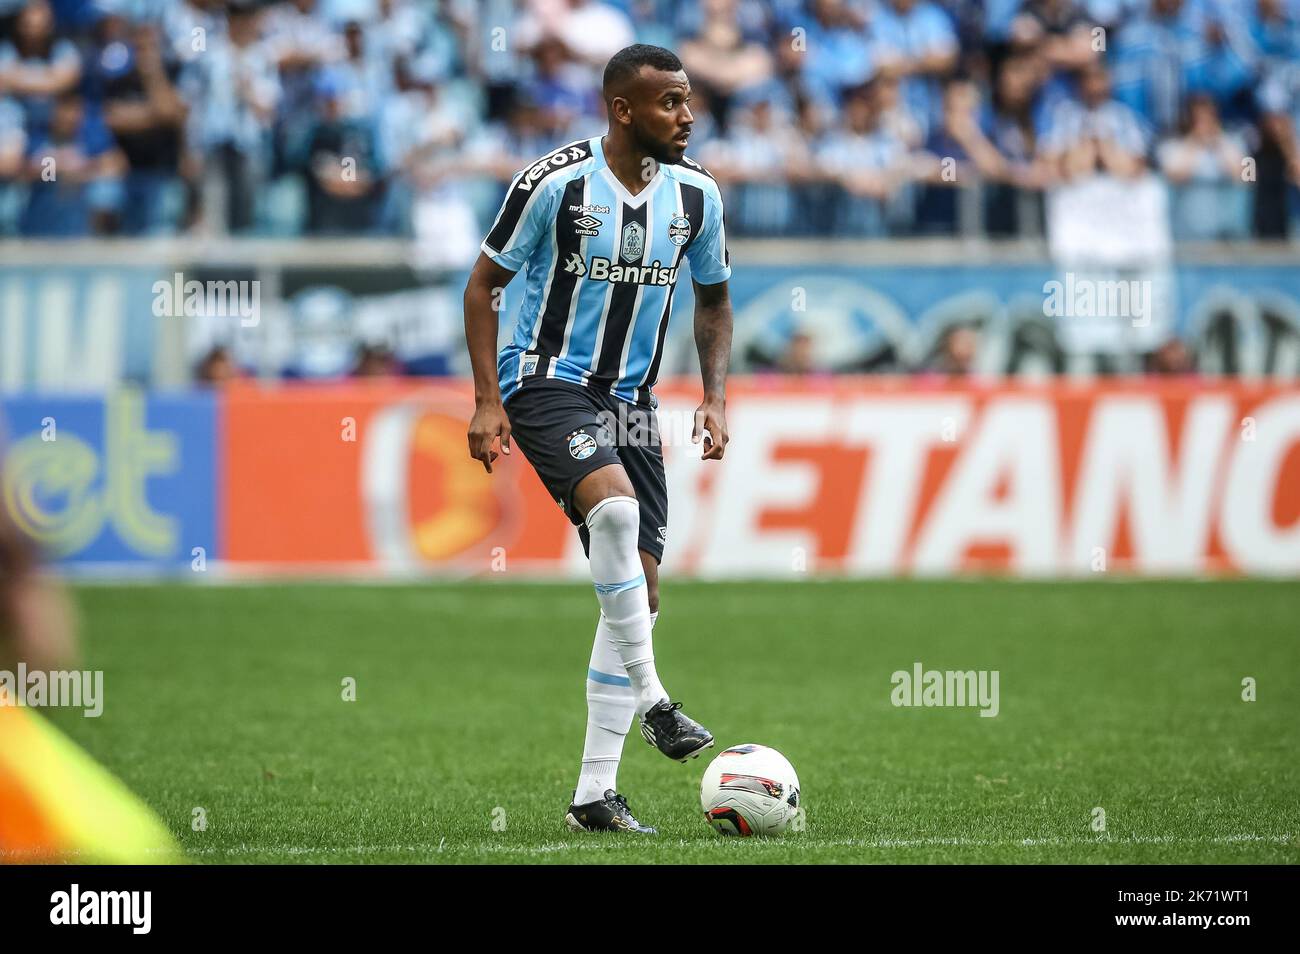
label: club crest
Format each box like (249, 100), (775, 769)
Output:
(668, 214), (691, 246)
(620, 221), (645, 262)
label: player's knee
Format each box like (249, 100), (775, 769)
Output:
(584, 494), (639, 542)
(575, 465), (636, 515)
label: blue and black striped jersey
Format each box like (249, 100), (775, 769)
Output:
(482, 136), (730, 407)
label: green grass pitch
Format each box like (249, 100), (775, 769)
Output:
(56, 579), (1298, 864)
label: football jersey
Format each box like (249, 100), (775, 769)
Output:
(482, 136), (731, 407)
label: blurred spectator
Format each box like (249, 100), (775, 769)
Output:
(1111, 0), (1255, 137)
(870, 0), (960, 137)
(19, 89), (121, 235)
(815, 79), (913, 235)
(777, 329), (817, 374)
(479, 89), (557, 178)
(702, 91), (809, 235)
(679, 0), (773, 131)
(0, 0), (26, 40)
(329, 18), (391, 120)
(386, 58), (481, 264)
(0, 94), (24, 184)
(0, 0), (81, 137)
(779, 0), (874, 110)
(986, 48), (1052, 233)
(158, 0), (226, 68)
(1248, 0), (1300, 67)
(352, 341), (399, 376)
(467, 0), (528, 121)
(529, 34), (600, 140)
(1145, 336), (1193, 374)
(917, 76), (1007, 233)
(1157, 93), (1250, 239)
(265, 0), (344, 175)
(299, 68), (382, 233)
(0, 0), (1294, 244)
(1081, 0), (1144, 33)
(1009, 0), (1097, 71)
(1254, 54), (1300, 236)
(873, 72), (923, 149)
(99, 22), (187, 234)
(195, 344), (242, 385)
(370, 0), (453, 77)
(185, 0), (280, 233)
(929, 323), (980, 374)
(1038, 60), (1148, 182)
(515, 0), (636, 73)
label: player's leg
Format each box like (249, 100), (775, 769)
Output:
(501, 383), (656, 833)
(559, 465), (656, 832)
(573, 465), (668, 717)
(572, 550), (659, 810)
(590, 404), (713, 764)
(640, 548), (659, 616)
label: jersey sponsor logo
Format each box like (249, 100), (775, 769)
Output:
(568, 430), (597, 460)
(563, 252), (587, 276)
(569, 203), (610, 214)
(573, 215), (602, 236)
(516, 145), (588, 193)
(521, 354), (540, 376)
(582, 256), (678, 286)
(657, 525), (668, 545)
(620, 221), (645, 261)
(667, 214), (691, 246)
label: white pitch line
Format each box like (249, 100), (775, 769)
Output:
(173, 833), (1293, 858)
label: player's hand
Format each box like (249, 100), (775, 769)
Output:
(467, 401), (511, 473)
(692, 397), (728, 461)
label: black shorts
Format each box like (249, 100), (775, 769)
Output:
(504, 379), (668, 563)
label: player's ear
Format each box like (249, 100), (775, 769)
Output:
(610, 96), (631, 126)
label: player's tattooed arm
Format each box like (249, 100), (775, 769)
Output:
(463, 253), (517, 473)
(692, 279), (732, 461)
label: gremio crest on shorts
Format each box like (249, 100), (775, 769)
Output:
(620, 221), (645, 262)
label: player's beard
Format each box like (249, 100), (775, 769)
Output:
(633, 123), (684, 166)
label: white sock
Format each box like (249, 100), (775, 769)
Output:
(575, 612), (658, 805)
(585, 496), (669, 717)
(575, 612), (633, 804)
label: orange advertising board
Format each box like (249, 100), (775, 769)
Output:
(221, 379), (1300, 577)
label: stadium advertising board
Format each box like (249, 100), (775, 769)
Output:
(0, 392), (217, 571)
(3, 381), (1294, 577)
(220, 380), (1300, 578)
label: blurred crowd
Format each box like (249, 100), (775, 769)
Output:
(1, 0), (1299, 245)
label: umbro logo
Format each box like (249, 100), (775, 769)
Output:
(564, 252), (586, 276)
(573, 215), (602, 235)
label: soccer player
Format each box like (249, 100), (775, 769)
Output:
(463, 45), (733, 834)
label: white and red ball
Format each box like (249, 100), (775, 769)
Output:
(700, 744), (801, 836)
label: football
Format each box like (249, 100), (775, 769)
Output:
(700, 744), (801, 836)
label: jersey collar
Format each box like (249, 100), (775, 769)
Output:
(592, 136), (664, 209)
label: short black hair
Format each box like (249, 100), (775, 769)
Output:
(603, 44), (683, 99)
